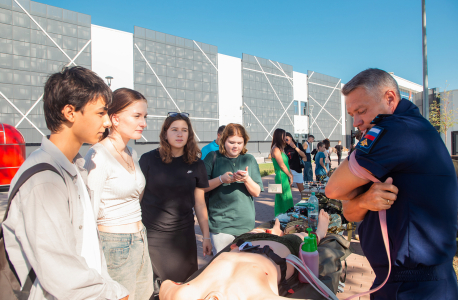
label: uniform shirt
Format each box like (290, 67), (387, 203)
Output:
(203, 151), (264, 236)
(355, 99), (458, 282)
(139, 149), (209, 231)
(201, 140), (219, 160)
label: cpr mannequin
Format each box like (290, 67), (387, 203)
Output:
(160, 210), (330, 300)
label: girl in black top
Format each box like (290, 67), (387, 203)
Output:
(284, 132), (307, 192)
(139, 113), (211, 297)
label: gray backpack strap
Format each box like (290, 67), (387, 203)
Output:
(2, 163), (63, 223)
(1, 163), (64, 292)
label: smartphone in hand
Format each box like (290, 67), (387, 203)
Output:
(236, 170), (247, 176)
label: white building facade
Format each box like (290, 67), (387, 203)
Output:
(0, 0), (424, 157)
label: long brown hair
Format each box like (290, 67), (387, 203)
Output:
(271, 128), (286, 150)
(323, 138), (330, 150)
(101, 88), (147, 140)
(218, 123), (249, 156)
(159, 114), (200, 164)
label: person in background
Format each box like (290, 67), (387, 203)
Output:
(315, 142), (327, 181)
(335, 140), (343, 165)
(323, 139), (331, 170)
(201, 125), (226, 160)
(84, 88), (154, 300)
(139, 113), (212, 299)
(284, 132), (307, 192)
(302, 135), (315, 182)
(203, 123), (263, 254)
(2, 66), (129, 299)
(270, 128), (294, 216)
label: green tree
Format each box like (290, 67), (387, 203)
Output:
(429, 83), (458, 150)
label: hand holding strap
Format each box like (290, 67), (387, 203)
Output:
(345, 151), (391, 299)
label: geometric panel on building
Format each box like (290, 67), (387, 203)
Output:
(242, 53), (294, 142)
(0, 0), (91, 144)
(133, 26), (218, 143)
(307, 71), (342, 142)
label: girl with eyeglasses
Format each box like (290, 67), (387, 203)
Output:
(139, 112), (211, 298)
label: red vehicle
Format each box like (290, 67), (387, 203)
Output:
(0, 123), (26, 187)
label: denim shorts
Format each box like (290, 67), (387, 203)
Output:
(99, 227), (154, 300)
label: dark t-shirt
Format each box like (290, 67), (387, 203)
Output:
(335, 145), (343, 155)
(284, 143), (305, 173)
(139, 149), (209, 231)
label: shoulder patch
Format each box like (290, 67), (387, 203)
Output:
(356, 126), (384, 154)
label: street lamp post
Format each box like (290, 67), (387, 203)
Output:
(105, 76), (113, 87)
(422, 0), (428, 118)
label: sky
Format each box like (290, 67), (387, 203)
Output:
(38, 0), (458, 91)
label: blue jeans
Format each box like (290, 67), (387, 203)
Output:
(303, 161), (313, 182)
(100, 227), (154, 300)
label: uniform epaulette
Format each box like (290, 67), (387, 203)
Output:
(370, 114), (392, 125)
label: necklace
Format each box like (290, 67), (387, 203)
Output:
(224, 153), (240, 173)
(108, 137), (135, 173)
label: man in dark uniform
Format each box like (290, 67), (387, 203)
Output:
(326, 68), (458, 299)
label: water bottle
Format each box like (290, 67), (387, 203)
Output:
(301, 182), (311, 201)
(299, 228), (319, 283)
(308, 192), (319, 231)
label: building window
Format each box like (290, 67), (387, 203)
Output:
(399, 88), (413, 101)
(294, 101), (299, 115)
(301, 102), (307, 115)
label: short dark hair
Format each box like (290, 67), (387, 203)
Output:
(43, 66), (112, 133)
(341, 68), (401, 100)
(317, 142), (324, 149)
(308, 135), (315, 139)
(217, 125), (226, 135)
(271, 128), (286, 150)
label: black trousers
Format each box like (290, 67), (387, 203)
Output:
(337, 153), (342, 165)
(147, 225), (198, 298)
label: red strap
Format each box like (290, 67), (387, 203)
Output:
(345, 152), (391, 299)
